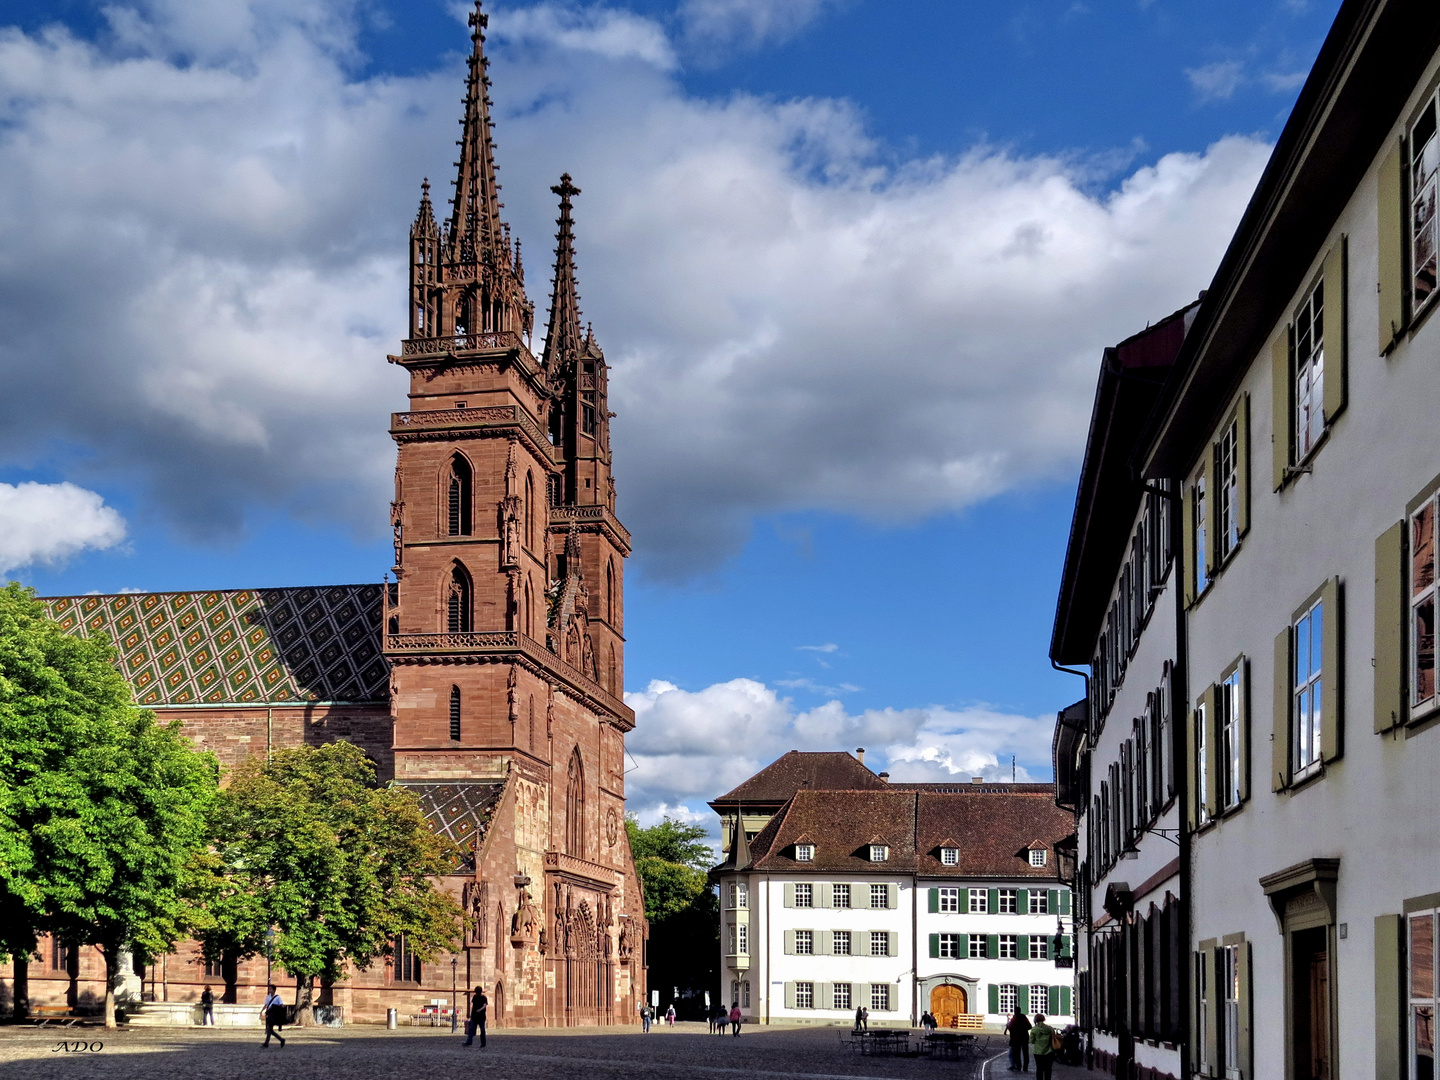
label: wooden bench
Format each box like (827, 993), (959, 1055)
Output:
(31, 1005), (82, 1027)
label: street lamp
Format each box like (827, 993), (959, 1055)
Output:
(450, 957), (458, 1032)
(264, 928), (275, 986)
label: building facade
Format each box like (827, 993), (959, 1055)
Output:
(1, 0), (647, 1027)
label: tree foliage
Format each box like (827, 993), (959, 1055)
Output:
(208, 742), (463, 1021)
(625, 815), (718, 1015)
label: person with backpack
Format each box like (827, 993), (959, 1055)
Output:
(639, 1002), (652, 1032)
(261, 985), (286, 1048)
(1029, 1013), (1057, 1080)
(199, 985), (214, 1026)
(463, 986), (488, 1047)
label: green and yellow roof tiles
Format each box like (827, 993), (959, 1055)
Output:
(45, 584), (388, 707)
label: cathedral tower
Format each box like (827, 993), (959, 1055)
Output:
(384, 0), (640, 1026)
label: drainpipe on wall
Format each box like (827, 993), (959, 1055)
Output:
(1049, 658), (1090, 1066)
(267, 707), (273, 760)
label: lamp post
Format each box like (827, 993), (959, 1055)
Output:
(264, 928), (275, 987)
(451, 957), (458, 1032)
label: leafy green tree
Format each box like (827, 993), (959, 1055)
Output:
(625, 815), (719, 1016)
(0, 582), (219, 1027)
(210, 742), (463, 1023)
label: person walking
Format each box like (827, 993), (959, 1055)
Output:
(463, 986), (488, 1047)
(200, 985), (214, 1026)
(1029, 1013), (1057, 1080)
(1004, 1007), (1031, 1072)
(261, 985), (286, 1048)
(639, 1002), (651, 1032)
(665, 1003), (675, 1026)
(729, 1002), (741, 1037)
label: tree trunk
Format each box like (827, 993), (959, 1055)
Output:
(11, 954), (29, 1021)
(101, 943), (119, 1029)
(222, 951), (238, 1004)
(294, 973), (314, 1027)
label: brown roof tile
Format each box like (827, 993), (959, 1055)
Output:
(916, 791), (1071, 879)
(709, 750), (885, 806)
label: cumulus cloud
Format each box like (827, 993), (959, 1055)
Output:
(0, 482), (127, 575)
(679, 0), (846, 53)
(0, 0), (1268, 578)
(1187, 59), (1246, 102)
(623, 678), (1055, 822)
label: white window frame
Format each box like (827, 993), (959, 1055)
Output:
(969, 888), (988, 913)
(998, 934), (1018, 960)
(1031, 891), (1049, 915)
(833, 930), (851, 956)
(1408, 908), (1436, 1080)
(1029, 936), (1049, 961)
(1294, 278), (1326, 461)
(1412, 90), (1439, 315)
(1029, 849), (1047, 868)
(795, 981), (814, 1009)
(1293, 598), (1324, 778)
(939, 933), (961, 959)
(795, 929), (813, 956)
(939, 887), (960, 913)
(1030, 983), (1049, 1013)
(1194, 473), (1209, 595)
(795, 883), (813, 909)
(737, 923), (748, 955)
(871, 884), (890, 910)
(997, 984), (1017, 1016)
(869, 844), (889, 863)
(941, 847), (959, 866)
(833, 982), (851, 1010)
(742, 979), (751, 1008)
(870, 931), (889, 958)
(870, 984), (891, 1011)
(998, 889), (1018, 914)
(1219, 666), (1243, 811)
(1217, 418), (1240, 561)
(832, 883), (851, 909)
(1222, 944), (1241, 1079)
(795, 843), (814, 862)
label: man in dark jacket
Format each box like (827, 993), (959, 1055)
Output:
(1004, 1008), (1032, 1071)
(463, 986), (488, 1047)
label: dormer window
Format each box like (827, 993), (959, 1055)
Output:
(870, 844), (889, 863)
(941, 847), (959, 866)
(1029, 849), (1048, 867)
(795, 843), (815, 862)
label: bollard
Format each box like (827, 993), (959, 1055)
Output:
(387, 1008), (398, 1030)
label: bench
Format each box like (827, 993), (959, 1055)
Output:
(31, 1005), (82, 1027)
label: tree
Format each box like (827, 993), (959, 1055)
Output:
(0, 582), (219, 1027)
(625, 815), (719, 1016)
(210, 742), (463, 1023)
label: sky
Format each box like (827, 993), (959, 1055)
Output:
(0, 0), (1343, 826)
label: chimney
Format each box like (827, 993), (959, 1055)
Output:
(856, 747), (865, 765)
(971, 776), (984, 785)
(878, 772), (890, 782)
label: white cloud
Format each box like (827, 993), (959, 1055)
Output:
(1186, 59), (1246, 102)
(623, 677), (1056, 823)
(797, 643), (838, 653)
(679, 0), (845, 53)
(0, 482), (127, 575)
(0, 1), (1269, 578)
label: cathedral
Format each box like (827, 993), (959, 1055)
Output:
(4, 0), (646, 1027)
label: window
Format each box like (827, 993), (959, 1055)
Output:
(51, 939), (73, 973)
(939, 887), (960, 913)
(941, 847), (959, 865)
(1410, 911), (1437, 1080)
(393, 935), (421, 983)
(738, 924), (748, 954)
(1413, 500), (1437, 710)
(795, 843), (814, 862)
(1030, 984), (1049, 1012)
(795, 981), (814, 1009)
(728, 883), (748, 909)
(447, 455), (472, 536)
(1029, 849), (1047, 868)
(449, 685), (461, 741)
(565, 748), (586, 857)
(795, 930), (813, 956)
(871, 884), (890, 910)
(795, 883), (813, 908)
(1294, 279), (1325, 460)
(1196, 952), (1210, 1074)
(1221, 944), (1241, 1079)
(939, 933), (962, 960)
(1030, 937), (1049, 961)
(728, 924), (738, 953)
(203, 956), (223, 979)
(1031, 891), (1049, 915)
(998, 984), (1017, 1016)
(742, 980), (751, 1008)
(833, 983), (851, 1010)
(998, 889), (1018, 914)
(870, 931), (889, 958)
(832, 884), (851, 909)
(870, 984), (891, 1011)
(1194, 474), (1209, 596)
(833, 931), (851, 956)
(869, 844), (889, 862)
(1293, 598), (1324, 778)
(1219, 668), (1243, 810)
(1217, 418), (1240, 560)
(1195, 698), (1211, 827)
(731, 978), (739, 1006)
(998, 935), (1018, 960)
(1412, 91), (1438, 312)
(446, 564), (472, 633)
(969, 888), (989, 913)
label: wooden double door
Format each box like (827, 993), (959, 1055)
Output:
(930, 984), (968, 1029)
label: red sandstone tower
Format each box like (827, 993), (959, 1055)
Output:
(384, 0), (641, 1025)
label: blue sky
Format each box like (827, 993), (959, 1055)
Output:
(0, 0), (1341, 818)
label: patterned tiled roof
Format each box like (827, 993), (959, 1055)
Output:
(44, 585), (388, 707)
(404, 782), (506, 871)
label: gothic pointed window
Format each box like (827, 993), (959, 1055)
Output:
(524, 578), (534, 639)
(565, 748), (586, 858)
(447, 564), (473, 633)
(448, 455), (472, 536)
(607, 644), (617, 694)
(605, 559), (615, 624)
(525, 472), (535, 551)
(449, 686), (461, 741)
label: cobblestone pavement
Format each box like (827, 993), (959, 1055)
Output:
(0, 1023), (1041, 1080)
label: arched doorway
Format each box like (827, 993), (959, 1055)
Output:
(930, 984), (967, 1029)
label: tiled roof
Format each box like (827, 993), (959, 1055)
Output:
(44, 585), (388, 707)
(740, 786), (1069, 880)
(403, 781), (506, 872)
(709, 751), (886, 806)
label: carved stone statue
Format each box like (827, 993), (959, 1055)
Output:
(500, 495), (522, 568)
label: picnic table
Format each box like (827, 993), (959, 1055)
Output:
(920, 1031), (982, 1059)
(854, 1029), (911, 1056)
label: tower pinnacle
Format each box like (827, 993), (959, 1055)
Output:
(542, 174), (584, 381)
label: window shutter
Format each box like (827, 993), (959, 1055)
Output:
(888, 883), (898, 909)
(1048, 986), (1060, 1015)
(1376, 914), (1405, 1080)
(928, 889), (938, 914)
(820, 883), (833, 908)
(1375, 522), (1406, 733)
(1238, 940), (1253, 1080)
(784, 930), (795, 955)
(959, 934), (969, 960)
(987, 934), (999, 960)
(1048, 889), (1059, 914)
(785, 981), (796, 1010)
(1059, 890), (1071, 916)
(887, 931), (897, 957)
(1272, 327), (1293, 490)
(817, 982), (832, 1011)
(1273, 628), (1291, 791)
(1204, 948), (1220, 1075)
(1017, 934), (1030, 959)
(1237, 393), (1252, 537)
(988, 984), (1000, 1015)
(1186, 705), (1200, 830)
(988, 889), (999, 914)
(1017, 889), (1030, 915)
(929, 933), (940, 959)
(1322, 576), (1343, 763)
(1060, 935), (1072, 959)
(1203, 447), (1218, 579)
(1017, 985), (1029, 1015)
(1378, 139), (1406, 354)
(1059, 986), (1071, 1016)
(1182, 482), (1197, 607)
(820, 930), (832, 955)
(959, 888), (969, 914)
(1203, 683), (1221, 819)
(784, 883), (795, 908)
(855, 882), (870, 909)
(1238, 659), (1251, 803)
(1322, 239), (1348, 423)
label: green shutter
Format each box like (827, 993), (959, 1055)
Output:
(1017, 985), (1029, 1015)
(1203, 683), (1221, 819)
(1272, 327), (1293, 490)
(1017, 889), (1029, 915)
(959, 934), (969, 960)
(1376, 914), (1405, 1080)
(784, 930), (795, 955)
(784, 883), (795, 908)
(1048, 889), (1059, 914)
(929, 933), (939, 959)
(1322, 577), (1343, 762)
(988, 889), (999, 914)
(959, 888), (969, 914)
(1183, 482), (1197, 607)
(1048, 986), (1060, 1015)
(1274, 628), (1291, 791)
(1017, 934), (1030, 961)
(1375, 522), (1406, 734)
(1058, 890), (1071, 916)
(1322, 239), (1348, 423)
(1378, 140), (1406, 354)
(1060, 935), (1072, 959)
(1238, 940), (1253, 1080)
(1059, 986), (1071, 1016)
(988, 984), (999, 1015)
(1237, 393), (1251, 537)
(928, 888), (938, 913)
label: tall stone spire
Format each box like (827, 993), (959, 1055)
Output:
(541, 174), (584, 381)
(447, 0), (506, 270)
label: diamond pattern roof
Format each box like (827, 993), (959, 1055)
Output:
(404, 782), (506, 870)
(44, 585), (388, 707)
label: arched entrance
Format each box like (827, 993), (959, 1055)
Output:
(930, 984), (967, 1029)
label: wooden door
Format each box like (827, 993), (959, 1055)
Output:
(931, 984), (967, 1028)
(1309, 951), (1330, 1080)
